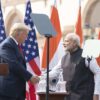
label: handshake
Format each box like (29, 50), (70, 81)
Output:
(29, 74), (47, 85)
(29, 74), (51, 84)
(30, 75), (40, 84)
(29, 71), (59, 90)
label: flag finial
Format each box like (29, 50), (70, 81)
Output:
(54, 0), (57, 7)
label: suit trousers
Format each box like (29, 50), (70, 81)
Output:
(0, 94), (25, 100)
(64, 95), (70, 100)
(64, 94), (93, 100)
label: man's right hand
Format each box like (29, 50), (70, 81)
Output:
(30, 75), (40, 84)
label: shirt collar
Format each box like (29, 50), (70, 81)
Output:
(10, 36), (18, 45)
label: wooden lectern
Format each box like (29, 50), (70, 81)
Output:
(0, 63), (9, 76)
(37, 92), (67, 100)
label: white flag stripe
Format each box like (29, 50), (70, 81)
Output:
(26, 63), (35, 75)
(26, 83), (29, 92)
(49, 38), (65, 69)
(34, 57), (40, 68)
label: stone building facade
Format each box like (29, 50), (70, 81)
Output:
(1, 0), (100, 48)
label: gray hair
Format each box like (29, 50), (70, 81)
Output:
(65, 33), (80, 46)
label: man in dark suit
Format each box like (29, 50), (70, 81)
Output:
(0, 23), (40, 100)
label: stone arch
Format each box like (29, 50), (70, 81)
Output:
(83, 0), (100, 37)
(5, 8), (23, 36)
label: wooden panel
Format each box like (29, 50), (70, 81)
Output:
(37, 92), (67, 100)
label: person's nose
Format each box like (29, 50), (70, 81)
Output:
(63, 42), (68, 48)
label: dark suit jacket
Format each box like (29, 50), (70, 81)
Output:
(0, 37), (32, 98)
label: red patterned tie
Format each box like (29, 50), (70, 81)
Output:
(18, 44), (24, 57)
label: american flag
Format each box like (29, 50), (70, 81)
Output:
(21, 0), (41, 100)
(0, 1), (6, 43)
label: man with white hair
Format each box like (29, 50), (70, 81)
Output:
(49, 33), (95, 100)
(0, 23), (40, 100)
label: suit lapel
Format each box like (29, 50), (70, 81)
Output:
(8, 37), (26, 63)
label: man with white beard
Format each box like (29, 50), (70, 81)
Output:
(48, 33), (97, 100)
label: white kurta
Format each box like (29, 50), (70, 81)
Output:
(85, 58), (100, 95)
(49, 55), (100, 95)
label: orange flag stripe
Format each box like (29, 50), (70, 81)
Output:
(75, 6), (83, 46)
(96, 31), (100, 66)
(42, 6), (62, 68)
(98, 31), (100, 39)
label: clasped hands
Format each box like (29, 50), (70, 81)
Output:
(30, 75), (40, 84)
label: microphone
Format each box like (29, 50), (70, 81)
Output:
(49, 77), (58, 85)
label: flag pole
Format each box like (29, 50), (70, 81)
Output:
(60, 0), (62, 4)
(79, 0), (81, 7)
(44, 0), (47, 6)
(54, 0), (57, 5)
(51, 0), (57, 13)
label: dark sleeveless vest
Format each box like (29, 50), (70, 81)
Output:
(61, 48), (94, 100)
(71, 58), (94, 100)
